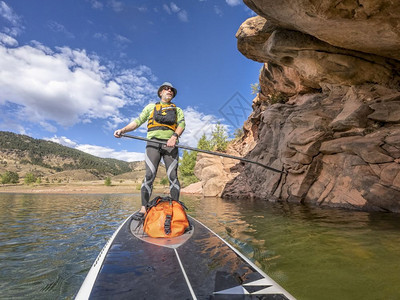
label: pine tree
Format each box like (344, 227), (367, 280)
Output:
(178, 123), (229, 186)
(197, 133), (212, 151)
(179, 150), (199, 187)
(211, 122), (228, 152)
(179, 150), (197, 177)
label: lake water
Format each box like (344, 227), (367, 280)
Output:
(0, 193), (400, 300)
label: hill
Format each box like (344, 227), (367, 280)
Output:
(0, 131), (143, 180)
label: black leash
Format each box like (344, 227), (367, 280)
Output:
(121, 133), (287, 174)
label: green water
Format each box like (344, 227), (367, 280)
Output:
(0, 193), (399, 299)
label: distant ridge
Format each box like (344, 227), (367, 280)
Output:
(0, 131), (141, 176)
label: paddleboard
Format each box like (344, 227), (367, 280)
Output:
(76, 211), (295, 299)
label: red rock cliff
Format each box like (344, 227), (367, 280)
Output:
(221, 0), (400, 212)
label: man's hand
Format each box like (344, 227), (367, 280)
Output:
(114, 129), (124, 138)
(167, 135), (177, 147)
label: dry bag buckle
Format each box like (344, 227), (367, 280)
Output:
(164, 214), (172, 235)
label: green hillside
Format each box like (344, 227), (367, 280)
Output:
(0, 131), (133, 176)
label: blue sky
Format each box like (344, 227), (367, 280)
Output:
(0, 0), (260, 161)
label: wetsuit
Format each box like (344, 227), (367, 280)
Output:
(133, 102), (185, 206)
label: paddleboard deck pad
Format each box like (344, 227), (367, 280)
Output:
(76, 212), (295, 299)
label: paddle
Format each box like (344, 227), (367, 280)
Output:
(121, 133), (287, 174)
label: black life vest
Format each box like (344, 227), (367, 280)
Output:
(147, 102), (177, 131)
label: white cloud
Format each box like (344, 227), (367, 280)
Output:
(46, 135), (145, 162)
(0, 1), (20, 26)
(137, 6), (147, 13)
(104, 115), (130, 132)
(163, 3), (188, 22)
(177, 10), (188, 22)
(0, 1), (23, 37)
(0, 3), (158, 133)
(88, 0), (123, 13)
(0, 37), (157, 129)
(88, 0), (103, 10)
(93, 32), (108, 41)
(170, 2), (180, 13)
(114, 34), (131, 44)
(109, 0), (123, 12)
(39, 121), (57, 133)
(47, 20), (75, 39)
(163, 4), (172, 14)
(226, 0), (241, 6)
(179, 107), (228, 147)
(225, 0), (242, 6)
(0, 32), (17, 46)
(76, 144), (144, 161)
(46, 135), (77, 148)
(0, 43), (120, 126)
(214, 5), (223, 17)
(0, 111), (26, 134)
(113, 66), (158, 104)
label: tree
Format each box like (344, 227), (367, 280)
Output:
(24, 172), (36, 184)
(179, 150), (199, 187)
(211, 122), (228, 152)
(197, 133), (212, 151)
(105, 177), (112, 186)
(180, 150), (197, 177)
(1, 171), (19, 184)
(178, 123), (229, 186)
(160, 177), (169, 187)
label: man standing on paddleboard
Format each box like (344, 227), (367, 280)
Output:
(114, 82), (185, 220)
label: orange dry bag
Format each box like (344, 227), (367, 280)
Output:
(143, 196), (190, 238)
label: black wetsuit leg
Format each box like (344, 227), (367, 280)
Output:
(160, 145), (180, 200)
(140, 141), (162, 206)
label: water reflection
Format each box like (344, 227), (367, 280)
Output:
(0, 193), (140, 299)
(0, 193), (399, 300)
(184, 196), (400, 300)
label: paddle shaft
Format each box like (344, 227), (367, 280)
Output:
(121, 133), (286, 174)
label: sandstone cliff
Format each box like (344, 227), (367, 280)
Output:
(221, 0), (400, 212)
(191, 153), (239, 197)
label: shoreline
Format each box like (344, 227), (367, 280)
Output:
(0, 183), (164, 195)
(0, 182), (202, 195)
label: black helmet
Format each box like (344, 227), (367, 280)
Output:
(158, 82), (177, 98)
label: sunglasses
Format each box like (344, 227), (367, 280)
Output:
(163, 86), (173, 91)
